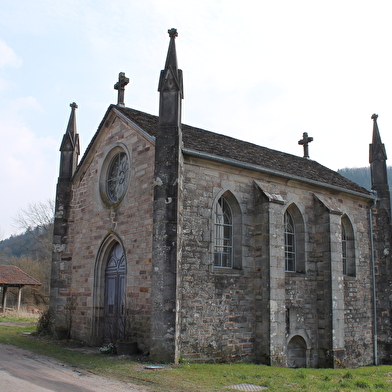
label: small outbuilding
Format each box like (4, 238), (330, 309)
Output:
(0, 265), (41, 312)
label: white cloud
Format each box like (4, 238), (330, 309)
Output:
(0, 40), (22, 94)
(0, 40), (22, 68)
(0, 97), (57, 238)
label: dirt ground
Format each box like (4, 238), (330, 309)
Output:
(0, 343), (147, 392)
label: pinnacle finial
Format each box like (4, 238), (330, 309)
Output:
(70, 102), (78, 110)
(371, 113), (383, 146)
(168, 28), (178, 38)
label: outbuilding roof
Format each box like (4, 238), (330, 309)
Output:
(0, 265), (41, 286)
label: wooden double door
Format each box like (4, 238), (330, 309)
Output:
(103, 243), (126, 342)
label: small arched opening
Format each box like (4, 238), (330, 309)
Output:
(287, 335), (307, 368)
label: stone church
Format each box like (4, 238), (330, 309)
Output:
(50, 29), (392, 368)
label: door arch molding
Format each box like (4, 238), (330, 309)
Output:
(91, 233), (127, 345)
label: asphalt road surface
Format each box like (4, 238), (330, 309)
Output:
(0, 344), (145, 392)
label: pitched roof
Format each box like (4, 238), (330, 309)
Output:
(77, 104), (370, 197)
(0, 265), (41, 286)
(114, 106), (370, 196)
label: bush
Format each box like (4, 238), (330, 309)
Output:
(100, 343), (116, 355)
(36, 308), (53, 336)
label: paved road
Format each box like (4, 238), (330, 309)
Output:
(0, 344), (145, 392)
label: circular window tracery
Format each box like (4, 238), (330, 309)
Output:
(106, 152), (129, 203)
(99, 146), (130, 207)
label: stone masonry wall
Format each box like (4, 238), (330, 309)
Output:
(179, 155), (374, 367)
(342, 199), (373, 368)
(179, 157), (256, 362)
(55, 117), (376, 365)
(59, 114), (155, 350)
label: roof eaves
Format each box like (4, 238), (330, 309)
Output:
(183, 148), (374, 200)
(0, 265), (41, 286)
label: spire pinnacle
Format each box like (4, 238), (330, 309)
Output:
(371, 113), (382, 145)
(61, 103), (79, 153)
(158, 28), (183, 97)
(370, 113), (387, 163)
(59, 102), (80, 178)
(66, 102), (78, 138)
(370, 113), (389, 196)
(165, 28), (178, 70)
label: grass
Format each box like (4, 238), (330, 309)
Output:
(0, 310), (40, 323)
(1, 314), (392, 391)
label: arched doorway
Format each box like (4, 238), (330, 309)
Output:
(287, 335), (307, 368)
(103, 242), (126, 343)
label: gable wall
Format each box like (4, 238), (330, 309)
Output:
(63, 116), (155, 347)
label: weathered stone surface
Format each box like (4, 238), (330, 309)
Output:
(49, 31), (391, 369)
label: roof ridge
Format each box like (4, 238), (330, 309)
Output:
(72, 105), (370, 196)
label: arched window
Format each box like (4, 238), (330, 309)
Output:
(214, 197), (233, 268)
(213, 192), (242, 269)
(285, 210), (296, 272)
(284, 204), (305, 273)
(342, 224), (348, 275)
(341, 215), (355, 276)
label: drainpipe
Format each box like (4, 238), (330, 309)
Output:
(369, 194), (378, 365)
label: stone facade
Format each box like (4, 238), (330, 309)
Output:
(176, 158), (375, 367)
(50, 30), (392, 368)
(51, 111), (155, 351)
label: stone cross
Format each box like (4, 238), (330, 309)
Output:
(298, 132), (313, 159)
(114, 72), (129, 106)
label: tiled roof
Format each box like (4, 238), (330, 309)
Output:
(77, 105), (370, 196)
(0, 265), (41, 286)
(115, 106), (370, 196)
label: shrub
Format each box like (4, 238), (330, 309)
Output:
(36, 308), (53, 336)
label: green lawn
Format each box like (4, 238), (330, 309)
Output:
(1, 315), (391, 392)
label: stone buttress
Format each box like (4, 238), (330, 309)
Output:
(370, 114), (392, 363)
(50, 103), (80, 318)
(150, 28), (184, 362)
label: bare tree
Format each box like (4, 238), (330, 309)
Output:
(7, 199), (55, 305)
(13, 199), (54, 260)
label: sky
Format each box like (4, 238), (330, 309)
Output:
(1, 0), (392, 238)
